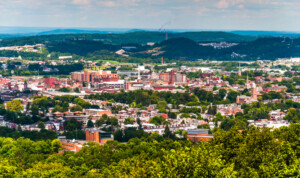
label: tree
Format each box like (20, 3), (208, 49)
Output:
(80, 101), (92, 109)
(6, 100), (23, 112)
(148, 132), (163, 141)
(71, 105), (83, 112)
(168, 112), (177, 119)
(87, 119), (94, 128)
(198, 124), (210, 129)
(17, 124), (22, 132)
(137, 118), (142, 130)
(31, 105), (39, 116)
(163, 125), (174, 139)
(284, 108), (300, 123)
(220, 118), (235, 131)
(63, 118), (82, 131)
(52, 105), (63, 113)
(130, 102), (136, 108)
(207, 105), (217, 115)
(51, 139), (62, 153)
(181, 113), (190, 118)
(265, 82), (272, 87)
(109, 117), (118, 127)
(227, 91), (239, 103)
(149, 116), (167, 125)
(38, 122), (45, 130)
(124, 118), (134, 125)
(95, 118), (106, 127)
(58, 87), (71, 92)
(219, 89), (227, 99)
(213, 113), (225, 126)
(113, 129), (124, 142)
(91, 105), (100, 109)
(74, 87), (80, 93)
(26, 103), (31, 111)
(156, 100), (168, 113)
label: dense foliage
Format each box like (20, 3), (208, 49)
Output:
(85, 88), (238, 107)
(0, 126), (57, 141)
(154, 37), (300, 60)
(0, 63), (83, 76)
(0, 124), (300, 177)
(2, 32), (298, 61)
(1, 31), (254, 45)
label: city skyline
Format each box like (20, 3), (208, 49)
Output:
(0, 0), (299, 31)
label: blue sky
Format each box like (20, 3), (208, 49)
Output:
(0, 0), (299, 31)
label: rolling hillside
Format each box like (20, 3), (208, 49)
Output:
(3, 31), (256, 45)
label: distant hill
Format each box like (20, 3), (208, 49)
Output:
(1, 26), (300, 39)
(231, 31), (300, 37)
(154, 38), (214, 59)
(27, 31), (256, 45)
(47, 40), (120, 56)
(0, 38), (42, 47)
(221, 37), (300, 60)
(37, 29), (106, 35)
(151, 37), (300, 60)
(1, 30), (299, 61)
(171, 31), (255, 42)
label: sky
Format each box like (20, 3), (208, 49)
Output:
(0, 0), (299, 31)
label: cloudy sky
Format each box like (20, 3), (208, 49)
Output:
(0, 0), (299, 31)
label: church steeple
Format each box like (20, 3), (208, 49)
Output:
(245, 74), (251, 89)
(238, 61), (242, 76)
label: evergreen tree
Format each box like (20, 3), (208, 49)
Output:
(163, 125), (174, 139)
(87, 119), (94, 128)
(38, 122), (45, 130)
(137, 118), (142, 130)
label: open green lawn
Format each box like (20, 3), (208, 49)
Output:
(96, 59), (132, 65)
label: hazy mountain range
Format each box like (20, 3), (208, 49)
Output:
(1, 26), (300, 38)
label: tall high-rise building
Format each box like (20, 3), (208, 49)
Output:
(159, 70), (187, 85)
(251, 83), (258, 100)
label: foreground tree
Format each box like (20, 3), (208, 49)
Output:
(6, 100), (23, 112)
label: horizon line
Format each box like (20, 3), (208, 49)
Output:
(0, 26), (300, 34)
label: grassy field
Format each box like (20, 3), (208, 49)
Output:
(96, 60), (132, 65)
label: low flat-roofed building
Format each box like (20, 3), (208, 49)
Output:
(59, 138), (87, 152)
(187, 129), (213, 142)
(84, 109), (112, 117)
(85, 128), (114, 144)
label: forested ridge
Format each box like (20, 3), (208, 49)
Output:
(0, 31), (255, 45)
(1, 31), (299, 61)
(45, 36), (300, 61)
(0, 124), (300, 177)
(154, 37), (300, 60)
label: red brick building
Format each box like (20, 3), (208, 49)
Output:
(60, 139), (84, 152)
(153, 85), (176, 90)
(0, 77), (8, 85)
(71, 70), (118, 82)
(159, 70), (187, 85)
(187, 129), (213, 142)
(44, 77), (55, 87)
(86, 129), (113, 144)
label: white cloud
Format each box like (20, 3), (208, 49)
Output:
(0, 0), (299, 31)
(215, 0), (266, 9)
(72, 0), (91, 5)
(216, 0), (229, 8)
(97, 1), (119, 7)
